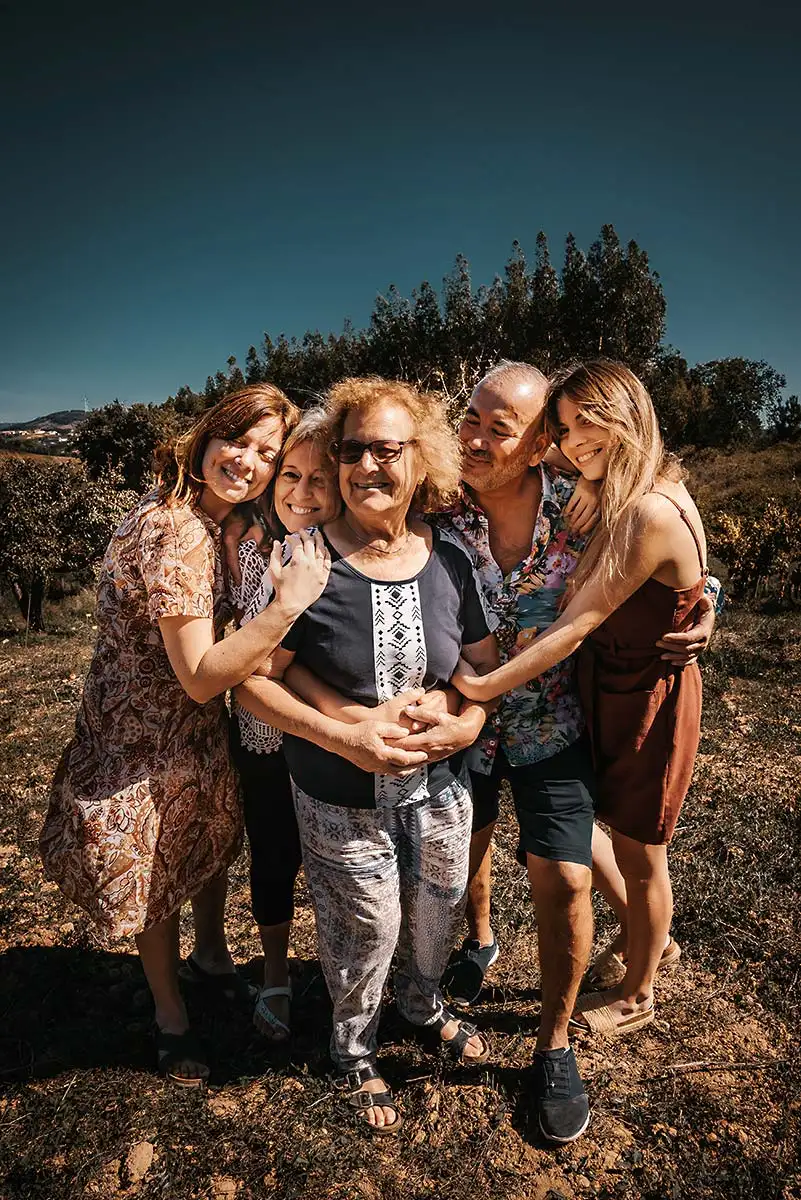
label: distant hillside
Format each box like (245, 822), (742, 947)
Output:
(0, 410), (88, 432)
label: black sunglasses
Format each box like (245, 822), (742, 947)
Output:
(332, 438), (417, 465)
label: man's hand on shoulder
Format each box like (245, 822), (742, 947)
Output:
(564, 476), (601, 536)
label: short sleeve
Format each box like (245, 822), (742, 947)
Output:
(461, 560), (495, 645)
(281, 612), (305, 653)
(138, 503), (215, 624)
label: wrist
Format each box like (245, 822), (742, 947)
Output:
(266, 596), (305, 624)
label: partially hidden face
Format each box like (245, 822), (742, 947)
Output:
(337, 401), (423, 520)
(201, 415), (287, 505)
(556, 396), (612, 481)
(274, 440), (340, 533)
(458, 380), (547, 492)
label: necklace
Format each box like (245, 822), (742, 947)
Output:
(343, 516), (412, 557)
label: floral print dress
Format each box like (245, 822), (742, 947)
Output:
(40, 493), (242, 943)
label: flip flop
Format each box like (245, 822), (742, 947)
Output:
(254, 984), (292, 1041)
(582, 937), (682, 991)
(178, 954), (257, 1004)
(569, 989), (655, 1036)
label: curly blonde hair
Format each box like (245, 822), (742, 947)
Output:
(324, 377), (462, 513)
(543, 360), (684, 593)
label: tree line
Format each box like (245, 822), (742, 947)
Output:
(2, 224), (799, 631)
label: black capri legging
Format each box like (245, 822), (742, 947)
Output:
(231, 723), (302, 927)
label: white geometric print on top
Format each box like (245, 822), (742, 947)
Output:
(371, 581), (429, 806)
(232, 539), (283, 754)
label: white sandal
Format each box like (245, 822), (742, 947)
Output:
(254, 984), (292, 1041)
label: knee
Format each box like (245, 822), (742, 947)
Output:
(528, 857), (591, 905)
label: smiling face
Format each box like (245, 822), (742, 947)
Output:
(274, 439), (340, 533)
(458, 376), (548, 493)
(200, 415), (286, 510)
(338, 401), (422, 526)
(556, 395), (613, 480)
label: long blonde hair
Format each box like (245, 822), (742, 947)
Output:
(543, 360), (683, 592)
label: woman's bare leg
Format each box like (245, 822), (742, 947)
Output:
(591, 824), (629, 955)
(256, 920), (292, 1035)
(189, 871), (237, 974)
(609, 832), (672, 1010)
(136, 912), (186, 1033)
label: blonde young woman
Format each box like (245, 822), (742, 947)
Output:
(455, 360), (710, 1035)
(40, 386), (331, 1087)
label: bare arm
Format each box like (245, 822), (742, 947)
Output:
(159, 532), (330, 704)
(235, 652), (429, 775)
(454, 516), (664, 702)
(398, 632), (501, 762)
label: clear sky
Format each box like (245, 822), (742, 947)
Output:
(1, 0), (799, 422)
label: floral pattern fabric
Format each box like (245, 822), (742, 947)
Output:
(430, 465), (586, 772)
(40, 493), (242, 943)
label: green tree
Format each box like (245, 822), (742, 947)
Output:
(559, 233), (598, 359)
(767, 394), (801, 442)
(690, 358), (786, 445)
(76, 400), (181, 490)
(529, 231), (562, 372)
(0, 457), (137, 632)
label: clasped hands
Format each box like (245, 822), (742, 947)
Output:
(359, 687), (482, 777)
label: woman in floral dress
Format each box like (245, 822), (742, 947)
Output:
(40, 385), (331, 1086)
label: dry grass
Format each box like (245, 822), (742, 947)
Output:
(0, 606), (799, 1199)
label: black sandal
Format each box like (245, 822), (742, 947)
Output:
(178, 953), (257, 1005)
(429, 1008), (491, 1065)
(335, 1064), (403, 1137)
(155, 1028), (210, 1089)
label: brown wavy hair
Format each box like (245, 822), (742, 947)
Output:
(543, 360), (683, 593)
(324, 376), (462, 513)
(155, 384), (299, 507)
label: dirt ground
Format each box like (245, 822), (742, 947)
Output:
(0, 605), (799, 1199)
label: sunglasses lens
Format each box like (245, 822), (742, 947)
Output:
(337, 441), (363, 463)
(372, 442), (402, 463)
(337, 440), (404, 464)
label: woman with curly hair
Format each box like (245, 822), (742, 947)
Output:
(236, 377), (500, 1134)
(40, 386), (331, 1087)
(455, 360), (709, 1036)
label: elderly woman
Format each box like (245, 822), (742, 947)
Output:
(236, 377), (499, 1135)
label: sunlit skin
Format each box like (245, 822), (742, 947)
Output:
(336, 402), (423, 542)
(555, 396), (612, 481)
(274, 441), (340, 533)
(200, 416), (286, 522)
(458, 379), (548, 493)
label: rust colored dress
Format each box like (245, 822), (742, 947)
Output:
(577, 495), (706, 845)
(40, 493), (242, 943)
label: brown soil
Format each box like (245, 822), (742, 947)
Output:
(0, 607), (799, 1199)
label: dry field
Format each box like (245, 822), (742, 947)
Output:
(0, 599), (799, 1200)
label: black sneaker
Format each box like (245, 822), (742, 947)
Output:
(441, 937), (500, 1006)
(531, 1047), (590, 1144)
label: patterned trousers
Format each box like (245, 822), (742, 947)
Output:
(292, 774), (473, 1072)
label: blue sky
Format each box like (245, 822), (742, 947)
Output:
(1, 1), (799, 421)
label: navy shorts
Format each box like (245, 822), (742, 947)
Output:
(469, 734), (596, 869)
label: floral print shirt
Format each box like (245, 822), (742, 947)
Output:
(429, 465), (586, 772)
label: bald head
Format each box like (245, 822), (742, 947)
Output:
(459, 360), (549, 493)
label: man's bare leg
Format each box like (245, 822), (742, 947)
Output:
(527, 855), (593, 1049)
(466, 820), (496, 946)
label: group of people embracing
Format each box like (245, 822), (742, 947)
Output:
(40, 358), (717, 1145)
